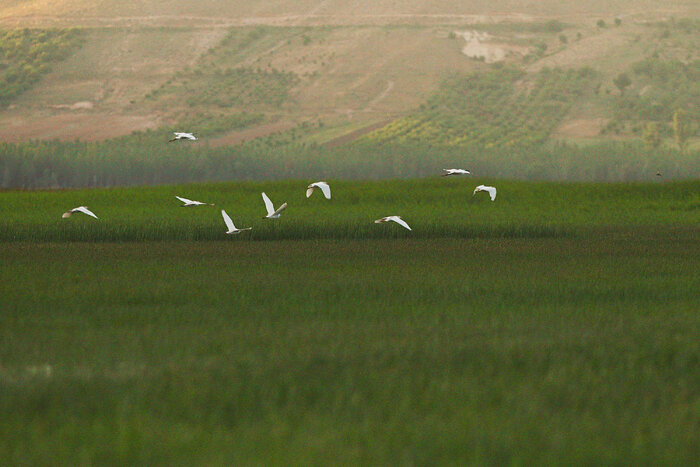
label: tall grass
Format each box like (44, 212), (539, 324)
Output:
(1, 178), (698, 242)
(1, 231), (698, 464)
(1, 136), (698, 189)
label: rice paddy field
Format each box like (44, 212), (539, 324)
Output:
(1, 178), (699, 464)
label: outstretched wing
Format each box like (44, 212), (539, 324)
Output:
(306, 186), (315, 198)
(486, 186), (497, 201)
(317, 182), (331, 199)
(271, 202), (287, 217)
(391, 217), (411, 231)
(261, 192), (275, 215)
(473, 185), (497, 201)
(221, 209), (235, 231)
(176, 195), (193, 204)
(74, 206), (98, 219)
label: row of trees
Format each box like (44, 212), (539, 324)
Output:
(1, 137), (697, 189)
(365, 65), (597, 148)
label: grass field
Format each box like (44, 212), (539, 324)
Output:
(1, 178), (699, 241)
(1, 178), (699, 463)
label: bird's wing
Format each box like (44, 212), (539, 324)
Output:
(74, 206), (98, 219)
(473, 185), (484, 195)
(272, 202), (287, 217)
(261, 192), (275, 215)
(392, 217), (412, 230)
(176, 195), (192, 204)
(486, 186), (497, 200)
(317, 182), (331, 199)
(221, 210), (235, 231)
(306, 186), (315, 198)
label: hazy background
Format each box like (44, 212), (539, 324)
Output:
(0, 0), (698, 187)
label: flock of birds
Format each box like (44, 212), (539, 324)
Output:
(62, 174), (496, 233)
(62, 132), (497, 233)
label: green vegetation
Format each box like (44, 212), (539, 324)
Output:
(147, 26), (299, 115)
(0, 28), (83, 106)
(1, 136), (698, 189)
(0, 180), (698, 463)
(151, 66), (297, 110)
(618, 58), (699, 121)
(365, 66), (597, 148)
(1, 179), (698, 242)
(613, 72), (631, 94)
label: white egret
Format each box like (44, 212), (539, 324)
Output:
(175, 196), (214, 206)
(262, 192), (287, 219)
(221, 210), (252, 235)
(473, 185), (497, 201)
(62, 206), (98, 219)
(169, 132), (197, 142)
(374, 216), (412, 231)
(442, 168), (471, 176)
(306, 181), (331, 199)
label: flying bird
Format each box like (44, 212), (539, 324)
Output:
(262, 192), (287, 219)
(169, 132), (197, 142)
(62, 206), (98, 219)
(175, 196), (214, 206)
(221, 210), (252, 235)
(306, 181), (331, 199)
(473, 185), (497, 201)
(442, 168), (471, 176)
(374, 216), (412, 231)
(656, 170), (662, 177)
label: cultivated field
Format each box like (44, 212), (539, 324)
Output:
(1, 180), (699, 463)
(0, 2), (699, 463)
(1, 180), (699, 464)
(2, 179), (699, 241)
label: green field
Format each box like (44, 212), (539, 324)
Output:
(2, 178), (699, 241)
(1, 179), (699, 464)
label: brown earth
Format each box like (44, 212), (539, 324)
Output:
(0, 113), (160, 142)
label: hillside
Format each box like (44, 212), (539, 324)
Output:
(0, 2), (698, 183)
(2, 1), (698, 26)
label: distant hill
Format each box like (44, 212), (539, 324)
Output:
(0, 2), (697, 150)
(2, 1), (697, 26)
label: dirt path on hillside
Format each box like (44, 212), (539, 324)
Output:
(0, 13), (544, 28)
(365, 80), (394, 111)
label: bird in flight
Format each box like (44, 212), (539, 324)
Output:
(175, 196), (214, 206)
(306, 181), (331, 199)
(656, 170), (662, 177)
(62, 206), (98, 219)
(221, 210), (252, 235)
(169, 132), (197, 142)
(473, 185), (497, 201)
(262, 192), (287, 219)
(442, 169), (471, 176)
(375, 216), (412, 231)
